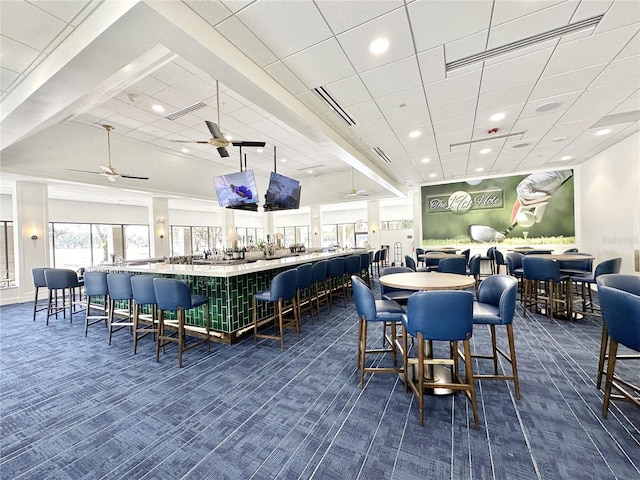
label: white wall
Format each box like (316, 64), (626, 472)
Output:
(49, 199), (148, 224)
(575, 132), (639, 274)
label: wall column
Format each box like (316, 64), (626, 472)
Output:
(150, 197), (169, 258)
(367, 199), (380, 248)
(310, 206), (322, 248)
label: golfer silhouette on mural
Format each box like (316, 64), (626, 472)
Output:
(468, 170), (573, 242)
(230, 183), (253, 201)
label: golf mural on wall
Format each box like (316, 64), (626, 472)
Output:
(421, 170), (575, 245)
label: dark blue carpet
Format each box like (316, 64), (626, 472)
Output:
(1, 282), (638, 479)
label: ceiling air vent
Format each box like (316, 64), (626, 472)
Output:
(373, 146), (392, 163)
(165, 102), (207, 121)
(450, 131), (526, 151)
(313, 86), (357, 126)
(446, 14), (604, 71)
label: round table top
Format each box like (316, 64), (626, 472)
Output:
(418, 253), (466, 260)
(379, 272), (475, 291)
(526, 253), (594, 261)
(421, 247), (460, 253)
(508, 247), (554, 254)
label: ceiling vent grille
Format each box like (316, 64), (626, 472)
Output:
(450, 131), (526, 151)
(446, 14), (603, 71)
(165, 102), (207, 121)
(313, 86), (357, 126)
(373, 146), (392, 163)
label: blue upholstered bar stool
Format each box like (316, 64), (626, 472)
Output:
(493, 249), (507, 274)
(310, 260), (330, 315)
(594, 273), (639, 390)
(401, 290), (479, 428)
(253, 268), (299, 352)
(32, 267), (49, 322)
(327, 257), (347, 307)
(438, 257), (467, 275)
(404, 255), (428, 272)
(344, 254), (362, 297)
(153, 278), (210, 367)
(573, 257), (622, 314)
(506, 252), (525, 300)
(522, 257), (572, 321)
(371, 250), (383, 278)
(596, 275), (640, 418)
(467, 254), (482, 294)
(44, 268), (84, 325)
(359, 252), (371, 286)
(83, 271), (109, 337)
(106, 273), (134, 345)
(472, 275), (520, 399)
(131, 275), (159, 354)
(379, 266), (414, 305)
(296, 263), (314, 324)
(352, 276), (405, 388)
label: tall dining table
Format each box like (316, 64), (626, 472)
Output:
(379, 271), (475, 394)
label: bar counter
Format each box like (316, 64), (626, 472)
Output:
(88, 250), (360, 344)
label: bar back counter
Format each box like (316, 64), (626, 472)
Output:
(88, 250), (359, 344)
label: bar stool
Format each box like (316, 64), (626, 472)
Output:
(438, 257), (467, 275)
(106, 273), (134, 345)
(253, 268), (299, 352)
(359, 252), (371, 286)
(522, 257), (573, 321)
(32, 267), (48, 322)
(344, 254), (362, 297)
(153, 278), (210, 367)
(131, 275), (159, 354)
(327, 257), (347, 307)
(83, 271), (109, 337)
(310, 260), (330, 316)
(296, 263), (314, 324)
(44, 268), (84, 325)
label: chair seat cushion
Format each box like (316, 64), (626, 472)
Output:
(382, 290), (414, 304)
(472, 301), (501, 325)
(191, 294), (208, 308)
(376, 299), (405, 315)
(254, 289), (273, 302)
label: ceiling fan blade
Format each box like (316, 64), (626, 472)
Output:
(217, 146), (230, 158)
(170, 140), (211, 144)
(205, 120), (224, 138)
(120, 174), (149, 180)
(67, 168), (102, 175)
(231, 141), (266, 148)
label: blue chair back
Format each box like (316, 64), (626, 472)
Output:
(594, 258), (622, 278)
(557, 253), (593, 273)
(131, 275), (157, 305)
(494, 249), (506, 266)
(404, 255), (417, 271)
(270, 269), (298, 302)
(563, 248), (579, 253)
(44, 269), (81, 289)
(597, 274), (640, 295)
(522, 257), (561, 281)
(296, 263), (313, 290)
(32, 267), (47, 288)
(405, 290), (474, 341)
(327, 257), (346, 278)
(352, 275), (376, 321)
(380, 266), (414, 300)
(345, 255), (361, 275)
(477, 275), (518, 325)
(597, 284), (640, 351)
(153, 278), (194, 310)
(506, 253), (524, 274)
(84, 271), (109, 296)
(310, 260), (327, 283)
(468, 254), (481, 275)
(107, 273), (134, 301)
(359, 252), (370, 271)
(461, 249), (471, 264)
(438, 257), (467, 275)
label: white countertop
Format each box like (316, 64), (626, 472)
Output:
(88, 250), (362, 278)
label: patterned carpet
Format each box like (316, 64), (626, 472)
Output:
(1, 281), (638, 480)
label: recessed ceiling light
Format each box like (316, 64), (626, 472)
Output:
(181, 148), (189, 153)
(421, 157), (431, 164)
(512, 143), (530, 148)
(257, 148), (263, 153)
(480, 148), (491, 154)
(429, 173), (437, 178)
(369, 38), (389, 55)
(409, 130), (421, 139)
(560, 155), (572, 161)
(535, 102), (562, 112)
(308, 170), (313, 174)
(152, 104), (165, 113)
(595, 128), (611, 136)
(490, 112), (505, 122)
(552, 136), (567, 142)
(280, 158), (287, 162)
(226, 134), (233, 141)
(475, 167), (484, 172)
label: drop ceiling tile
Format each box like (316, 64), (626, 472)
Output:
(347, 100), (383, 124)
(487, 2), (575, 49)
(417, 46), (446, 85)
(0, 1), (66, 50)
(0, 68), (21, 91)
(520, 91), (582, 119)
(295, 90), (331, 114)
(360, 56), (421, 98)
(100, 114), (145, 132)
(171, 75), (218, 103)
(0, 35), (41, 73)
(375, 87), (428, 118)
(283, 39), (355, 89)
(425, 69), (482, 107)
(236, 1), (333, 58)
(595, 0), (640, 33)
(336, 8), (414, 72)
(615, 31), (640, 59)
(88, 98), (131, 120)
(592, 54), (640, 87)
(512, 111), (566, 138)
(43, 24), (76, 55)
(350, 118), (392, 139)
(324, 75), (372, 106)
(477, 81), (535, 112)
(216, 16), (278, 67)
(184, 0), (232, 26)
(532, 64), (605, 100)
(408, 0), (492, 53)
(130, 75), (170, 96)
(150, 117), (191, 135)
(444, 30), (488, 63)
(480, 47), (554, 93)
(433, 115), (475, 136)
(429, 96), (477, 124)
(491, 0), (566, 26)
(544, 22), (640, 76)
(387, 108), (432, 132)
(264, 61), (308, 96)
(316, 0), (403, 35)
(29, 0), (92, 22)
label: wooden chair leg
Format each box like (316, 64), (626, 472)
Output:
(602, 338), (618, 418)
(596, 324), (609, 389)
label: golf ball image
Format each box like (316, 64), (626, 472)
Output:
(448, 191), (473, 214)
(516, 210), (536, 227)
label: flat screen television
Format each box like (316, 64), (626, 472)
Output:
(264, 172), (301, 211)
(213, 170), (259, 208)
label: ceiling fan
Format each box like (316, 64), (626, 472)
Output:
(170, 80), (266, 158)
(341, 168), (369, 198)
(67, 125), (149, 182)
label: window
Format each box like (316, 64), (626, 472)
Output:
(124, 225), (150, 260)
(381, 220), (413, 230)
(276, 226), (309, 246)
(321, 222), (367, 248)
(0, 221), (15, 288)
(170, 226), (223, 255)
